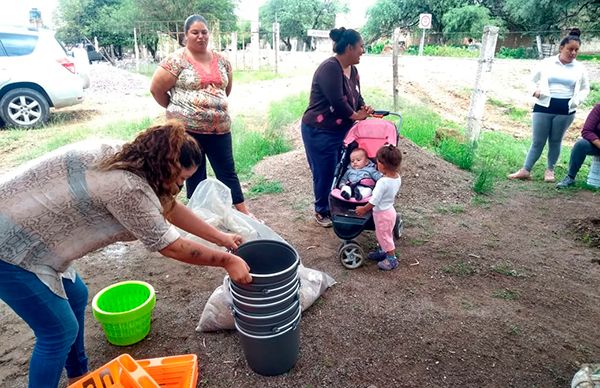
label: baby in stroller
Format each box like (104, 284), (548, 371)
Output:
(329, 111), (404, 269)
(339, 147), (382, 201)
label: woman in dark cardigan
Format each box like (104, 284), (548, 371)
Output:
(301, 27), (373, 227)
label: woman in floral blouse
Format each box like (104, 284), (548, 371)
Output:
(151, 14), (252, 216)
(0, 121), (251, 387)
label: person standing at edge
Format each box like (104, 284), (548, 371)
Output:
(150, 14), (253, 216)
(301, 27), (373, 227)
(556, 103), (600, 188)
(508, 28), (590, 182)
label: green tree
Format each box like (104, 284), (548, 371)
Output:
(503, 0), (600, 32)
(362, 0), (475, 43)
(259, 0), (347, 51)
(442, 4), (504, 42)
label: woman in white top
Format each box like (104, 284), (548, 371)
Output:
(508, 28), (590, 182)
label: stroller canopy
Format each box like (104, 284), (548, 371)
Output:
(343, 118), (398, 158)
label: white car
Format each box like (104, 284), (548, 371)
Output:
(0, 26), (86, 128)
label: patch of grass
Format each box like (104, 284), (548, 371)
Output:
(487, 98), (529, 123)
(232, 119), (291, 178)
(247, 177), (283, 198)
(12, 118), (154, 164)
(461, 299), (476, 310)
(578, 54), (600, 61)
(435, 204), (465, 214)
(233, 70), (282, 84)
(492, 262), (528, 277)
(442, 260), (477, 276)
(506, 106), (529, 122)
(508, 324), (522, 336)
(436, 137), (474, 170)
(135, 63), (158, 78)
(409, 238), (429, 246)
(487, 97), (510, 108)
(0, 129), (30, 151)
(492, 289), (521, 300)
(582, 82), (600, 108)
(266, 91), (309, 132)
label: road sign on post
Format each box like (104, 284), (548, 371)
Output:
(418, 13), (431, 56)
(418, 13), (432, 29)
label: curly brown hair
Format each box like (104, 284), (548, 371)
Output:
(99, 120), (202, 213)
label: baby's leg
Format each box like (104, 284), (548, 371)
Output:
(340, 184), (352, 199)
(354, 185), (372, 200)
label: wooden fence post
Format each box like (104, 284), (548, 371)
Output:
(392, 28), (400, 112)
(466, 26), (499, 143)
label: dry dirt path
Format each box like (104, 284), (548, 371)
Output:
(1, 56), (599, 387)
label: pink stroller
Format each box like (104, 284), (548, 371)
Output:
(330, 111), (403, 269)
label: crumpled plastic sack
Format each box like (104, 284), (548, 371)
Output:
(197, 264), (336, 332)
(181, 177), (284, 248)
(186, 178), (336, 332)
(572, 364), (600, 388)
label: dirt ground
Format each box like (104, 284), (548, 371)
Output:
(1, 55), (600, 388)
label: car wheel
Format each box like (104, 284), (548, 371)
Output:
(0, 88), (50, 129)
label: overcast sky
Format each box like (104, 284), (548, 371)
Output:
(0, 0), (59, 27)
(0, 0), (375, 30)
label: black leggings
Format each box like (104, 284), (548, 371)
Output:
(186, 132), (244, 204)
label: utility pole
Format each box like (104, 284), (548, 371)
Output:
(392, 28), (400, 111)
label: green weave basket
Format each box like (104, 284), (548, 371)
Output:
(92, 280), (156, 346)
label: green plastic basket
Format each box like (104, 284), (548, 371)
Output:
(92, 280), (156, 346)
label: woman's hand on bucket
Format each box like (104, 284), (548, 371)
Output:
(225, 254), (252, 284)
(220, 232), (243, 252)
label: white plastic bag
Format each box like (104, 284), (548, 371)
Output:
(190, 179), (336, 332)
(197, 264), (336, 332)
(184, 177), (284, 244)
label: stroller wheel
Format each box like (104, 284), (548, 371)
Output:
(337, 241), (364, 269)
(394, 213), (404, 240)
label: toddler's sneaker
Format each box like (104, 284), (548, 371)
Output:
(378, 257), (399, 271)
(340, 189), (351, 200)
(367, 249), (387, 261)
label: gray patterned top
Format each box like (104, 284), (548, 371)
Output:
(0, 141), (180, 298)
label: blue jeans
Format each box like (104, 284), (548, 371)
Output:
(524, 112), (575, 171)
(0, 260), (88, 388)
(567, 138), (600, 178)
(301, 123), (348, 215)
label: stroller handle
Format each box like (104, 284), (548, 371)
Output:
(372, 110), (401, 118)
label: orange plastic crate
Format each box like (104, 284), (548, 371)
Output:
(68, 353), (159, 388)
(136, 354), (198, 388)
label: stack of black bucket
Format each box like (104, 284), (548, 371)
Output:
(230, 239), (301, 376)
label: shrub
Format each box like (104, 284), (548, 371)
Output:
(496, 47), (537, 59)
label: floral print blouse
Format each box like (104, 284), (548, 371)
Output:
(160, 48), (232, 134)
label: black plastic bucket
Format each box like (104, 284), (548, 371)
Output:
(229, 277), (299, 305)
(236, 312), (301, 376)
(233, 240), (299, 289)
(232, 283), (299, 314)
(235, 305), (301, 335)
(233, 298), (300, 326)
(230, 272), (299, 296)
